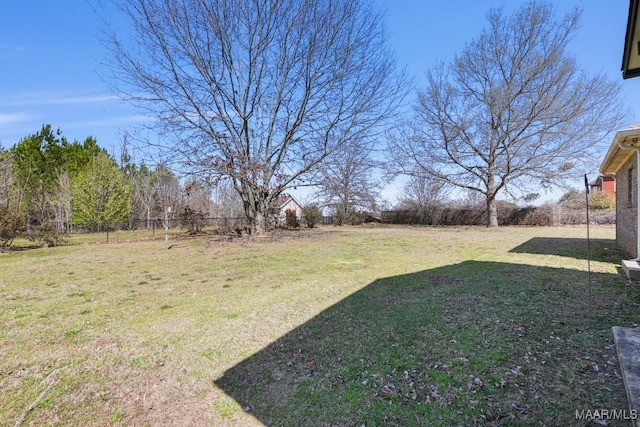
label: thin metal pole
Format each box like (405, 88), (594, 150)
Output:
(584, 174), (592, 327)
(165, 207), (169, 243)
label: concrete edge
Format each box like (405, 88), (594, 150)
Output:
(612, 326), (640, 426)
(622, 260), (640, 280)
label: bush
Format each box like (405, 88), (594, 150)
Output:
(31, 220), (67, 247)
(384, 203), (582, 226)
(179, 206), (206, 233)
(334, 210), (369, 225)
(520, 205), (555, 226)
(0, 206), (26, 247)
(302, 205), (322, 228)
(589, 191), (615, 210)
(285, 209), (299, 228)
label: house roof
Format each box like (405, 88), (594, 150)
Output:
(600, 123), (640, 174)
(273, 195), (302, 209)
(589, 175), (615, 186)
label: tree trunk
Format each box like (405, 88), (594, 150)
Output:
(243, 196), (268, 236)
(251, 210), (266, 236)
(487, 197), (498, 228)
(486, 168), (499, 228)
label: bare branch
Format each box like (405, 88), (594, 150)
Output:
(389, 0), (626, 227)
(104, 0), (408, 234)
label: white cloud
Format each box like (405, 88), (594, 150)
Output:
(0, 44), (24, 51)
(0, 92), (121, 108)
(54, 94), (121, 105)
(0, 112), (33, 127)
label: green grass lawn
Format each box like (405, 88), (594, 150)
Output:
(1, 225), (638, 426)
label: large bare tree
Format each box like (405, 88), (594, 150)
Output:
(313, 140), (382, 223)
(390, 1), (625, 227)
(104, 0), (406, 234)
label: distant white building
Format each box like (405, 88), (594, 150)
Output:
(271, 194), (304, 227)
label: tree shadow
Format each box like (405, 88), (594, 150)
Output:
(508, 237), (623, 262)
(215, 260), (634, 426)
(0, 243), (42, 253)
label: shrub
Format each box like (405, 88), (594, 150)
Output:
(520, 205), (555, 226)
(334, 210), (368, 225)
(589, 191), (615, 210)
(31, 220), (67, 247)
(302, 205), (322, 228)
(179, 206), (206, 233)
(0, 206), (26, 247)
(285, 209), (299, 228)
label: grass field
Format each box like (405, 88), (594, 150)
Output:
(1, 225), (638, 426)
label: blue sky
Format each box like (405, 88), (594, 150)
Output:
(0, 0), (145, 152)
(1, 1), (639, 201)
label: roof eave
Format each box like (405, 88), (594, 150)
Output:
(600, 126), (640, 175)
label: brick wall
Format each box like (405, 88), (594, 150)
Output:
(602, 176), (616, 197)
(616, 151), (637, 258)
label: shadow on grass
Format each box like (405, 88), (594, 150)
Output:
(509, 237), (623, 262)
(0, 243), (42, 253)
(215, 260), (637, 426)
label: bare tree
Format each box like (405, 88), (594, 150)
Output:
(313, 141), (381, 222)
(0, 150), (16, 209)
(132, 164), (160, 228)
(152, 163), (182, 216)
(103, 0), (407, 234)
(47, 172), (72, 232)
(390, 1), (625, 227)
(211, 179), (244, 218)
(398, 175), (450, 209)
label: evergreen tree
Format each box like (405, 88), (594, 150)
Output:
(11, 125), (103, 224)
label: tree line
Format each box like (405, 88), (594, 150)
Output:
(0, 125), (247, 246)
(2, 0), (628, 241)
